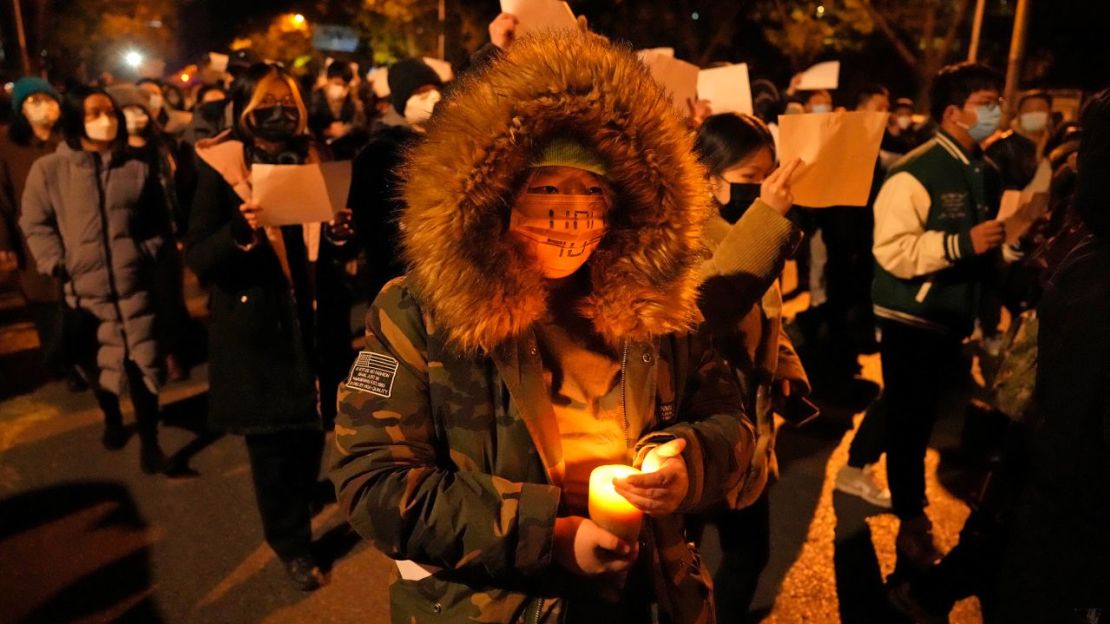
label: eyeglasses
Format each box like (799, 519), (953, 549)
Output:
(966, 96), (1005, 111)
(258, 94), (297, 108)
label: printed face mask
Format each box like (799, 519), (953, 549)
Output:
(404, 90), (441, 125)
(24, 100), (60, 126)
(1020, 111), (1049, 134)
(510, 192), (610, 279)
(85, 114), (118, 142)
(124, 108), (150, 135)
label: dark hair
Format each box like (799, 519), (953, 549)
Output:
(928, 62), (1003, 122)
(894, 97), (915, 112)
(1017, 89), (1053, 111)
(60, 85), (128, 154)
(326, 60), (354, 83)
(1074, 88), (1110, 236)
(857, 84), (890, 108)
(694, 113), (776, 177)
(195, 84), (226, 106)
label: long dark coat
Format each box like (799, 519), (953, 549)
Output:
(185, 145), (319, 435)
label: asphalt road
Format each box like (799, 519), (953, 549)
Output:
(0, 265), (988, 623)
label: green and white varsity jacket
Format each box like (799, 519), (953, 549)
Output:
(871, 130), (993, 336)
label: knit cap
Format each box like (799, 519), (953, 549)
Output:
(388, 59), (443, 113)
(11, 77), (60, 112)
(528, 138), (609, 177)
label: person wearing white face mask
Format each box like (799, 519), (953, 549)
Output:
(0, 77), (73, 386)
(137, 78), (192, 137)
(985, 90), (1054, 190)
(20, 85), (173, 475)
(308, 60), (367, 155)
(106, 83), (193, 383)
(346, 58), (445, 299)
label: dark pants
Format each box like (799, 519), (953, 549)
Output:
(847, 399), (886, 469)
(244, 430), (325, 560)
(94, 359), (159, 438)
(713, 494), (771, 623)
(879, 320), (962, 520)
(26, 301), (66, 376)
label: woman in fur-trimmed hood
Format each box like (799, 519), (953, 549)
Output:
(331, 29), (756, 623)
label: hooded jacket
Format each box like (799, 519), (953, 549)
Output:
(20, 143), (168, 392)
(331, 30), (756, 623)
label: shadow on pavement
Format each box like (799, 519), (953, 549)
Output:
(0, 481), (164, 623)
(161, 393), (222, 478)
(832, 491), (910, 624)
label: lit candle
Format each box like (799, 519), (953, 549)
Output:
(588, 464), (643, 543)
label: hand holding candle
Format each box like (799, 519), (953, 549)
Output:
(614, 438), (689, 516)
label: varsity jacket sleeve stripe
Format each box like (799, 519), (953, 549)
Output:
(872, 171), (954, 279)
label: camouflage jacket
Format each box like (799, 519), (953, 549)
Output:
(331, 279), (756, 623)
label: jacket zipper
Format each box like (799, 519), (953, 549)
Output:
(93, 155), (130, 352)
(532, 597), (545, 624)
(620, 339), (630, 445)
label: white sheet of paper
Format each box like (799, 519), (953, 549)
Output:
(501, 0), (577, 37)
(396, 560), (433, 581)
(697, 63), (752, 115)
(640, 51), (700, 117)
(777, 111), (888, 207)
(422, 57), (455, 84)
(796, 61), (840, 91)
(369, 68), (390, 98)
(252, 162), (350, 227)
(208, 52), (229, 73)
(997, 190), (1023, 222)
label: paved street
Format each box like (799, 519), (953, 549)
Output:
(0, 265), (987, 623)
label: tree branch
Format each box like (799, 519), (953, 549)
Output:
(697, 2), (749, 65)
(937, 0), (973, 65)
(858, 0), (920, 69)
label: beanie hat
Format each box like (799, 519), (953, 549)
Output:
(528, 138), (609, 177)
(11, 77), (60, 113)
(388, 59), (443, 113)
(105, 84), (153, 113)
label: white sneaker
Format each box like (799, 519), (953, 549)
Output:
(835, 464), (892, 508)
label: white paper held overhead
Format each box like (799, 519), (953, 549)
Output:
(777, 111), (888, 208)
(697, 63), (752, 116)
(796, 61), (840, 91)
(639, 51), (700, 117)
(500, 0), (577, 37)
(251, 162), (351, 227)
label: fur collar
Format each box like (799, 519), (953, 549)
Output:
(400, 30), (712, 353)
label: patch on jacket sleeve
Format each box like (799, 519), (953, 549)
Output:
(345, 351), (399, 398)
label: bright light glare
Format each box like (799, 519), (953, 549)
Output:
(124, 50), (143, 69)
(292, 14), (306, 25)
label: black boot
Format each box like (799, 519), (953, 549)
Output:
(137, 413), (166, 474)
(281, 555), (324, 591)
(97, 389), (129, 450)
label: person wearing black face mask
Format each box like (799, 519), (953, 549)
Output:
(185, 63), (357, 592)
(691, 112), (816, 623)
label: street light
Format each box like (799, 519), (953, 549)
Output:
(124, 50), (144, 69)
(292, 13), (306, 26)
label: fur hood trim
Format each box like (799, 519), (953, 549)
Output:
(400, 30), (712, 353)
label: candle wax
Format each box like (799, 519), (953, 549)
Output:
(588, 464), (643, 543)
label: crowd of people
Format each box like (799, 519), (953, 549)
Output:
(0, 10), (1106, 624)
